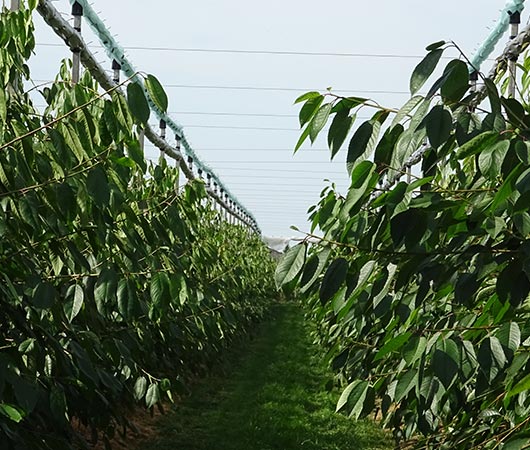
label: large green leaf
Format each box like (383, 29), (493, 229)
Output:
(310, 103), (332, 143)
(328, 110), (354, 158)
(347, 121), (373, 167)
(410, 49), (444, 95)
(145, 383), (160, 408)
(432, 339), (459, 388)
(86, 166), (111, 207)
(145, 74), (169, 113)
(133, 376), (148, 401)
(127, 81), (150, 124)
(336, 380), (369, 420)
(299, 95), (324, 127)
(374, 333), (412, 361)
(319, 258), (349, 305)
(440, 60), (469, 104)
(274, 244), (306, 288)
(94, 268), (118, 316)
(425, 105), (452, 148)
(341, 161), (376, 220)
(33, 282), (56, 309)
(0, 404), (23, 423)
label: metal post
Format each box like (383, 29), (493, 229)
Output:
(469, 71), (479, 112)
(71, 2), (83, 84)
(159, 119), (166, 159)
(138, 127), (145, 151)
(112, 60), (121, 83)
(508, 11), (521, 98)
(213, 182), (219, 213)
(221, 190), (226, 221)
(187, 156), (193, 173)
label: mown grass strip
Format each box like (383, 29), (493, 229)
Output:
(136, 303), (392, 450)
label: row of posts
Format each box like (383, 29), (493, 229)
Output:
(68, 1), (259, 234)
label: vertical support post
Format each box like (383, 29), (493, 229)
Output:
(71, 2), (83, 84)
(112, 60), (121, 83)
(187, 156), (193, 174)
(469, 71), (479, 113)
(469, 70), (478, 93)
(206, 173), (212, 209)
(10, 0), (20, 11)
(159, 119), (166, 159)
(213, 182), (219, 213)
(197, 168), (203, 180)
(138, 127), (145, 151)
(508, 10), (521, 98)
(221, 189), (226, 221)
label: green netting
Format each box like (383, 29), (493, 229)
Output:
(469, 0), (525, 71)
(67, 0), (256, 225)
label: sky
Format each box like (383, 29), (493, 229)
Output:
(27, 0), (518, 239)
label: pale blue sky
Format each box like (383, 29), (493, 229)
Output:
(29, 1), (514, 237)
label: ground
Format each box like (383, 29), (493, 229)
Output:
(133, 302), (392, 450)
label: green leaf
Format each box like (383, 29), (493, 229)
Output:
(515, 140), (530, 165)
(478, 140), (509, 178)
(496, 322), (521, 354)
(150, 272), (169, 307)
(50, 387), (68, 425)
(425, 105), (452, 148)
(134, 376), (148, 401)
(426, 40), (446, 51)
(374, 333), (412, 361)
(70, 284), (84, 321)
(410, 49), (444, 95)
(432, 339), (459, 388)
(13, 378), (39, 414)
(86, 166), (110, 207)
(456, 131), (498, 159)
(328, 110), (354, 158)
(491, 164), (520, 212)
(395, 369), (417, 402)
(336, 380), (369, 420)
(127, 139), (147, 173)
(294, 91), (321, 104)
(300, 248), (331, 294)
(145, 75), (168, 112)
(478, 337), (507, 382)
(502, 97), (526, 127)
(374, 124), (404, 170)
(319, 258), (349, 305)
(347, 121), (373, 167)
(485, 78), (501, 114)
(94, 268), (118, 316)
(299, 95), (324, 127)
(391, 95), (423, 128)
(33, 282), (56, 309)
(440, 60), (469, 104)
(294, 124), (311, 153)
(501, 438), (530, 450)
(310, 103), (332, 143)
(341, 161), (376, 220)
(274, 244), (306, 288)
(0, 404), (23, 423)
(0, 89), (6, 125)
(145, 383), (160, 408)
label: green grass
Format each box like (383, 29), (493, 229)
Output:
(136, 303), (392, 450)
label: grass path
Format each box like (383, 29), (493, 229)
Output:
(136, 303), (392, 450)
